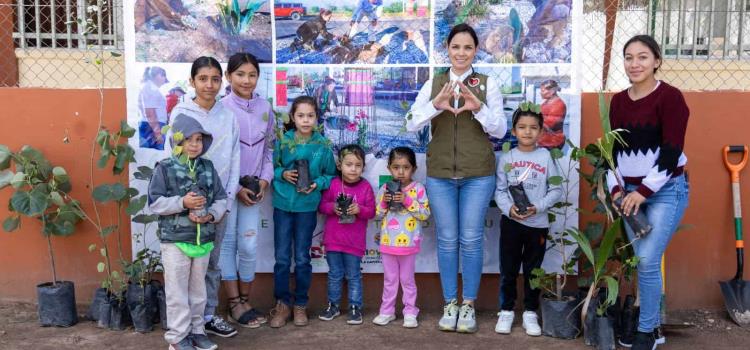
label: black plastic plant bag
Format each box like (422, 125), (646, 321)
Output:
(337, 193), (355, 224)
(239, 175), (261, 201)
(126, 283), (156, 333)
(386, 180), (403, 211)
(37, 281), (78, 327)
(88, 287), (109, 321)
(294, 159), (311, 191)
(613, 195), (652, 238)
(509, 182), (532, 215)
(540, 295), (581, 339)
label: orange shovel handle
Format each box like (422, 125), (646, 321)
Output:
(723, 145), (748, 183)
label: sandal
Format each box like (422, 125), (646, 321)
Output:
(240, 294), (267, 325)
(227, 296), (253, 327)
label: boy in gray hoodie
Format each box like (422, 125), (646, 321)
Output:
(493, 103), (562, 337)
(149, 114), (227, 350)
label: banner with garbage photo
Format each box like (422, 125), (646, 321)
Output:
(123, 0), (582, 273)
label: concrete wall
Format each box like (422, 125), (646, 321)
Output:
(0, 88), (748, 312)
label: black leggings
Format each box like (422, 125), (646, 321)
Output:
(499, 215), (548, 311)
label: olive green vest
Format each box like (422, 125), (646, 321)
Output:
(427, 71), (496, 178)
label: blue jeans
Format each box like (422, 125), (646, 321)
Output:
(219, 201), (260, 282)
(273, 209), (317, 306)
(623, 175), (689, 332)
(426, 175), (496, 302)
(325, 251), (363, 307)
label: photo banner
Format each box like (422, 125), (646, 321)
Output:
(124, 0), (582, 273)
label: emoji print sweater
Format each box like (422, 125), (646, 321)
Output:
(375, 181), (431, 255)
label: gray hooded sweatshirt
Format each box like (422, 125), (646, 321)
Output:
(148, 114), (228, 244)
(168, 98), (240, 210)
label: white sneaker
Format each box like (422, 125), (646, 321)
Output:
(456, 303), (477, 333)
(438, 299), (459, 331)
(522, 311), (542, 336)
(372, 314), (396, 326)
(495, 310), (514, 334)
(403, 314), (418, 328)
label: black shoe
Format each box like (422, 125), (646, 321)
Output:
(318, 303), (340, 321)
(204, 316), (238, 338)
(347, 305), (363, 325)
(632, 330), (656, 350)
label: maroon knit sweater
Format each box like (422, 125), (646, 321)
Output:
(606, 81), (689, 197)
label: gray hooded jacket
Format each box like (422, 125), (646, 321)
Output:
(148, 114), (228, 245)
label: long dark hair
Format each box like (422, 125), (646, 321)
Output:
(227, 52), (259, 76)
(190, 56), (222, 79)
(623, 35), (662, 73)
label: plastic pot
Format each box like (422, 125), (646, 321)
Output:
(108, 295), (131, 331)
(595, 315), (616, 350)
(294, 159), (311, 191)
(126, 283), (156, 333)
(540, 295), (581, 339)
(87, 287), (108, 321)
(37, 281), (78, 327)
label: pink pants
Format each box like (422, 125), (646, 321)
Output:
(379, 253), (419, 317)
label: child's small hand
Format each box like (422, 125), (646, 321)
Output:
(334, 206), (343, 216)
(283, 169), (298, 184)
(523, 206), (537, 217)
(183, 192), (206, 209)
(347, 202), (360, 215)
(391, 192), (405, 204)
(189, 212), (213, 224)
(509, 205), (525, 220)
(383, 193), (393, 203)
(299, 182), (317, 194)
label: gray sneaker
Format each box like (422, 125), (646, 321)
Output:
(456, 303), (477, 333)
(169, 337), (195, 350)
(438, 299), (459, 331)
(190, 334), (217, 350)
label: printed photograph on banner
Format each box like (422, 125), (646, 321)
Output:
(275, 66), (430, 157)
(134, 0), (272, 62)
(275, 0), (430, 64)
(433, 0), (572, 64)
(131, 63), (275, 151)
(432, 65), (574, 154)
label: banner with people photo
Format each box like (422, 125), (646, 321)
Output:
(124, 0), (581, 273)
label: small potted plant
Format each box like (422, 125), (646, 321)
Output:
(124, 248), (163, 333)
(0, 145), (83, 327)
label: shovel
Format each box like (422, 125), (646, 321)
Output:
(720, 145), (750, 327)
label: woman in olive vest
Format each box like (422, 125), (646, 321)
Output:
(406, 23), (507, 333)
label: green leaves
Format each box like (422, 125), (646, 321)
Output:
(0, 170), (13, 189)
(502, 141), (511, 153)
(133, 166), (153, 180)
(3, 215), (20, 232)
(11, 187), (49, 217)
(548, 175), (563, 186)
(118, 120), (136, 138)
(126, 195), (148, 215)
(132, 214), (158, 224)
(112, 144), (135, 175)
(92, 183), (127, 203)
(0, 145), (11, 170)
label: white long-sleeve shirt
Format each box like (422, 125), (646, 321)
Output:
(405, 68), (507, 139)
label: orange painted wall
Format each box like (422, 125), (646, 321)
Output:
(0, 88), (749, 311)
(0, 88), (131, 303)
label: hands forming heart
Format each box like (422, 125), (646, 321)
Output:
(432, 81), (483, 116)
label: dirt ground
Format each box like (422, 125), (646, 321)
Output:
(1, 302), (749, 349)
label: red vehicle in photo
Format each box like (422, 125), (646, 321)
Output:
(274, 3), (306, 20)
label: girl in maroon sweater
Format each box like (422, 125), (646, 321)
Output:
(608, 35), (690, 350)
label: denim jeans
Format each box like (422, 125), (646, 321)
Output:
(218, 200), (260, 282)
(325, 251), (363, 307)
(273, 209), (317, 306)
(426, 175), (496, 302)
(623, 175), (689, 332)
(203, 218), (226, 317)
